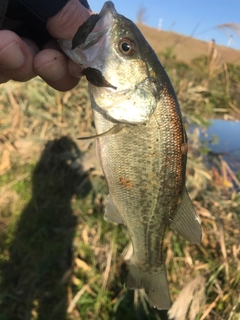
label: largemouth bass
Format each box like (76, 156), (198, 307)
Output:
(59, 1), (202, 310)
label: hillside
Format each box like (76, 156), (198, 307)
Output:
(138, 23), (240, 65)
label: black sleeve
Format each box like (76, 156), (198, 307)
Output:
(6, 0), (91, 28)
(6, 0), (71, 31)
(0, 0), (9, 28)
(3, 0), (91, 47)
(16, 0), (70, 22)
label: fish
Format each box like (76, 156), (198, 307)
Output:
(59, 1), (202, 310)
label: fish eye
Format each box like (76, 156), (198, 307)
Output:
(118, 38), (136, 56)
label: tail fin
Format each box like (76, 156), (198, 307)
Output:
(126, 262), (171, 310)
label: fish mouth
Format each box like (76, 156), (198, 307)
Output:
(100, 1), (118, 19)
(59, 1), (118, 68)
(80, 3), (116, 51)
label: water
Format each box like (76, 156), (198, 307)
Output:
(195, 119), (240, 189)
(203, 119), (240, 156)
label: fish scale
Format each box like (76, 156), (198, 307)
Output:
(59, 0), (202, 310)
(93, 89), (184, 269)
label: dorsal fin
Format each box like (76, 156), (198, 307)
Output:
(171, 187), (202, 244)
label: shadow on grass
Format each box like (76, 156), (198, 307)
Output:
(0, 136), (91, 320)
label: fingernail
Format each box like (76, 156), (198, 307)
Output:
(36, 58), (66, 81)
(0, 42), (25, 69)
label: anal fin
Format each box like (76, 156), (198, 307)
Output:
(104, 195), (125, 224)
(171, 187), (202, 244)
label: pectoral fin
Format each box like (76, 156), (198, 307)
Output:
(77, 123), (125, 140)
(171, 187), (202, 244)
(104, 195), (125, 224)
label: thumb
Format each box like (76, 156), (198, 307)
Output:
(47, 0), (92, 40)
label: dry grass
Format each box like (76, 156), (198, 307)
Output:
(0, 38), (240, 319)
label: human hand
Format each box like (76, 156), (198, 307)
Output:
(0, 0), (92, 91)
